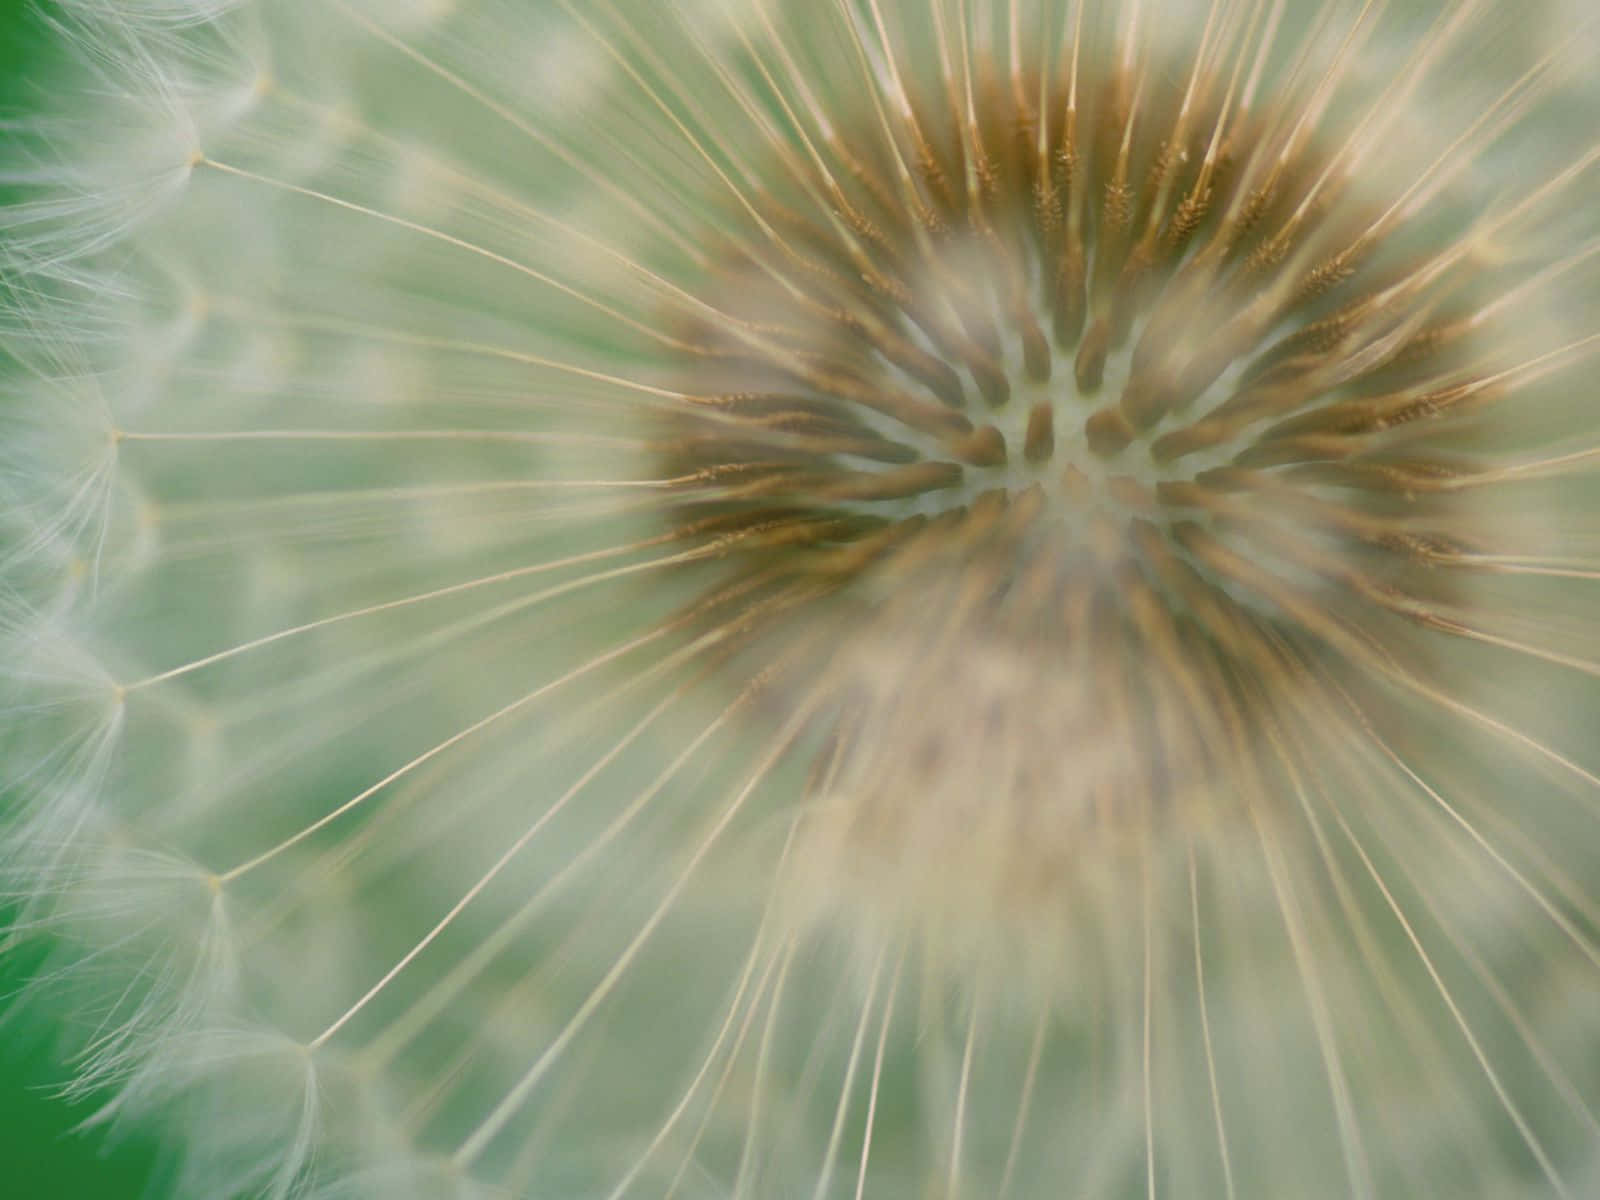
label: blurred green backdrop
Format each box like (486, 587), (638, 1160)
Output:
(1, 0), (162, 1196)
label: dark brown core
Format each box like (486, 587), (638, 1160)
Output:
(638, 38), (1491, 872)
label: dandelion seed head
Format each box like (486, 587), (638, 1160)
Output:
(3, 1), (1599, 1198)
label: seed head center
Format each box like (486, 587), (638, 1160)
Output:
(645, 47), (1483, 921)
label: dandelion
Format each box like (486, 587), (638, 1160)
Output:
(3, 0), (1599, 1196)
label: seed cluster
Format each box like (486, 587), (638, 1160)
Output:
(650, 29), (1494, 876)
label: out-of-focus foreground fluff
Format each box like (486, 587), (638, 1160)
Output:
(2, 0), (1599, 1196)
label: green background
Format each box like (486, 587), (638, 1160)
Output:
(1, 1), (161, 1196)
